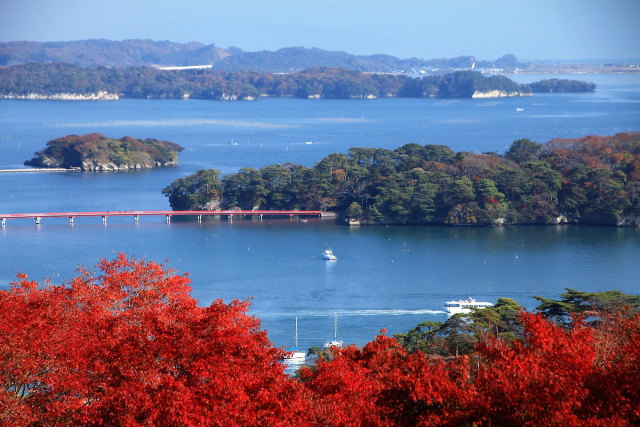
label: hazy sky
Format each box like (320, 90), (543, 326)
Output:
(0, 0), (638, 60)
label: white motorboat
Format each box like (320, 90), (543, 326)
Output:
(324, 312), (343, 348)
(444, 298), (493, 315)
(324, 339), (343, 348)
(283, 317), (306, 365)
(283, 349), (306, 364)
(321, 248), (337, 260)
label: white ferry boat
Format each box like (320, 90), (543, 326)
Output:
(444, 298), (493, 315)
(321, 248), (337, 260)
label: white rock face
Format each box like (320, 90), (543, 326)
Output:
(471, 90), (531, 98)
(552, 215), (569, 224)
(203, 199), (222, 210)
(617, 215), (640, 227)
(80, 160), (177, 171)
(1, 91), (119, 100)
(219, 93), (238, 101)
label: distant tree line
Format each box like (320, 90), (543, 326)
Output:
(0, 39), (229, 68)
(1, 63), (600, 101)
(162, 132), (640, 226)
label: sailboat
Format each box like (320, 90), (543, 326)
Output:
(283, 317), (306, 364)
(324, 312), (344, 348)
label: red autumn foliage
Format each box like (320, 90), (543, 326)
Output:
(545, 132), (640, 175)
(472, 314), (600, 425)
(0, 255), (308, 425)
(300, 336), (476, 426)
(302, 312), (639, 426)
(1, 254), (638, 425)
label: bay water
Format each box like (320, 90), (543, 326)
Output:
(1, 73), (639, 350)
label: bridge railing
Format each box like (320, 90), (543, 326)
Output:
(0, 210), (329, 226)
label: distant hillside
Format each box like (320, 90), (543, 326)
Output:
(212, 46), (479, 73)
(0, 39), (519, 74)
(0, 39), (230, 68)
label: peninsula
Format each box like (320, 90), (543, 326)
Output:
(25, 133), (184, 171)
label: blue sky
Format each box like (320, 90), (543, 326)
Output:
(0, 0), (638, 60)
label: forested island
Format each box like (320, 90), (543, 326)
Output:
(162, 132), (640, 227)
(528, 78), (596, 93)
(25, 133), (184, 171)
(0, 63), (593, 101)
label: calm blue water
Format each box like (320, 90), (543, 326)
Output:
(1, 73), (639, 350)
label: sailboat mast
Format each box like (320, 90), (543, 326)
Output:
(295, 316), (299, 347)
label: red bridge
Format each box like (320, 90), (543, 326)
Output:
(0, 210), (329, 226)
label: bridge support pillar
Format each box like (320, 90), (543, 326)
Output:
(69, 217), (74, 225)
(1, 218), (5, 227)
(102, 216), (107, 225)
(197, 215), (202, 222)
(259, 215), (263, 220)
(134, 215), (139, 223)
(35, 217), (41, 225)
(166, 215), (171, 223)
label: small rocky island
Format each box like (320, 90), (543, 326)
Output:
(25, 133), (184, 171)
